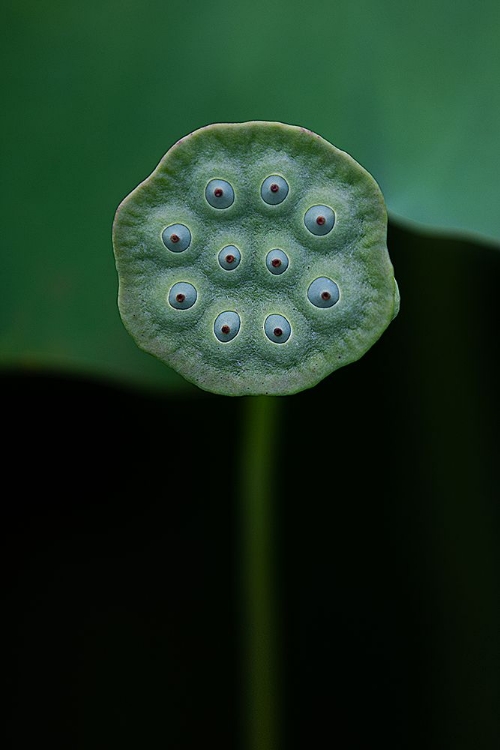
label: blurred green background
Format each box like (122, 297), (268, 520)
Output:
(1, 0), (499, 387)
(2, 1), (499, 749)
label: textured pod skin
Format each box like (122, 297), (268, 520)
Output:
(113, 121), (399, 396)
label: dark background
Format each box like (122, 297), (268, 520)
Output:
(4, 222), (500, 749)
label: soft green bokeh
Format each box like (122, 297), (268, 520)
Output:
(1, 0), (499, 390)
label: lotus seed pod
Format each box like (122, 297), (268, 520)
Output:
(113, 121), (399, 396)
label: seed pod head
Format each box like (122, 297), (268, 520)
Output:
(113, 121), (399, 396)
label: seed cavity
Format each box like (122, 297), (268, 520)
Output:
(307, 277), (340, 308)
(214, 311), (241, 342)
(266, 249), (289, 275)
(205, 179), (235, 209)
(168, 282), (197, 310)
(261, 175), (289, 205)
(264, 314), (291, 343)
(218, 244), (241, 270)
(304, 205), (335, 235)
(162, 223), (191, 252)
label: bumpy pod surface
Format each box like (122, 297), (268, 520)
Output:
(113, 121), (399, 396)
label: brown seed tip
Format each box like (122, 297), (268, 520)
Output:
(176, 293), (186, 303)
(316, 216), (326, 226)
(225, 254), (235, 264)
(214, 187), (223, 197)
(321, 291), (331, 300)
(271, 258), (282, 268)
(270, 183), (279, 193)
(221, 325), (230, 335)
(170, 233), (180, 243)
(273, 327), (283, 337)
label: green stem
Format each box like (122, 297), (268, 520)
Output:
(239, 395), (281, 750)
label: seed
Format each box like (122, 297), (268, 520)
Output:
(206, 179), (234, 208)
(162, 223), (191, 252)
(214, 311), (241, 342)
(304, 205), (335, 235)
(307, 277), (339, 308)
(264, 314), (291, 343)
(168, 282), (197, 310)
(218, 245), (241, 270)
(261, 175), (289, 205)
(266, 249), (289, 275)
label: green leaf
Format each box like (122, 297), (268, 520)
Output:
(1, 0), (498, 390)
